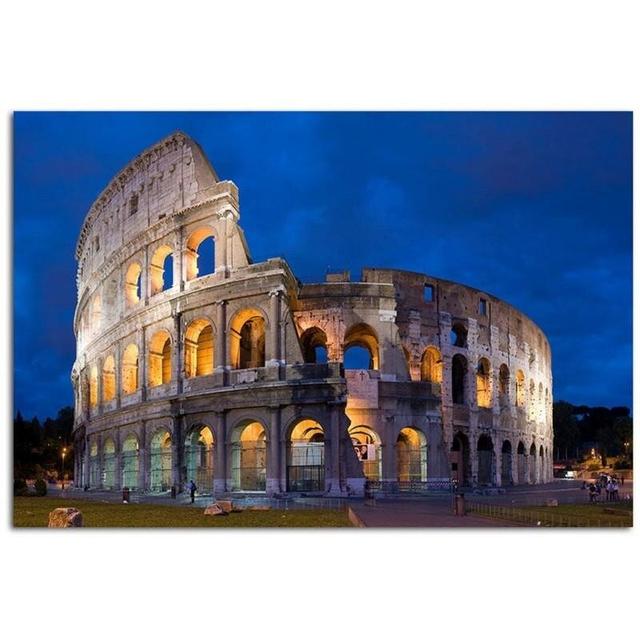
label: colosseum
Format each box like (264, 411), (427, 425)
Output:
(71, 131), (553, 497)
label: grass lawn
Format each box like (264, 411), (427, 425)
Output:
(469, 501), (632, 527)
(13, 497), (352, 528)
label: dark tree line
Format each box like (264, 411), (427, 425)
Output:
(553, 401), (632, 465)
(13, 407), (74, 479)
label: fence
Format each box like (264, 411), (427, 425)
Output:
(466, 500), (633, 527)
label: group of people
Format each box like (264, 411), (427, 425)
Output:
(582, 474), (623, 502)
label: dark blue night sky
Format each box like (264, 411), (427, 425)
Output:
(13, 112), (632, 419)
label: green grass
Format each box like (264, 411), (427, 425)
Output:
(13, 497), (352, 528)
(468, 501), (632, 527)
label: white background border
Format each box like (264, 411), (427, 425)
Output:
(1, 2), (638, 638)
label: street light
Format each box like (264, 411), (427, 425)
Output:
(61, 447), (67, 491)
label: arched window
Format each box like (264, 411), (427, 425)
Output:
(125, 262), (142, 307)
(450, 323), (467, 348)
(421, 346), (442, 383)
(185, 319), (214, 377)
(121, 434), (139, 489)
(121, 343), (139, 394)
(396, 427), (427, 483)
(529, 442), (537, 484)
(343, 323), (379, 370)
(89, 365), (98, 408)
(452, 354), (467, 404)
(515, 370), (525, 407)
(186, 227), (216, 280)
(287, 419), (325, 492)
(102, 438), (116, 489)
(499, 364), (509, 396)
(89, 441), (99, 487)
(528, 380), (536, 421)
(150, 245), (174, 295)
(477, 435), (494, 485)
(230, 309), (266, 369)
(148, 330), (172, 386)
(102, 355), (115, 402)
(476, 358), (491, 408)
(300, 327), (328, 364)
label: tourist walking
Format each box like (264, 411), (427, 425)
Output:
(589, 483), (597, 503)
(606, 478), (614, 502)
(612, 478), (619, 501)
(189, 480), (197, 504)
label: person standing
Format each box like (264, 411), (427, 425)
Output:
(189, 480), (197, 504)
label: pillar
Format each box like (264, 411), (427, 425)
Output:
(213, 410), (227, 495)
(173, 312), (183, 394)
(266, 406), (282, 495)
(215, 300), (227, 373)
(171, 415), (184, 491)
(138, 425), (147, 492)
(494, 445), (502, 487)
(139, 327), (147, 401)
(267, 288), (281, 368)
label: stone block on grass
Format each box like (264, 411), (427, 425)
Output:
(48, 507), (83, 527)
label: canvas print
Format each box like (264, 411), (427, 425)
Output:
(13, 112), (632, 527)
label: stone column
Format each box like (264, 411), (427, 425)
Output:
(381, 439), (398, 489)
(139, 326), (147, 400)
(115, 346), (122, 409)
(470, 432), (479, 486)
(175, 226), (184, 292)
(143, 244), (150, 304)
(511, 448), (519, 486)
(96, 356), (103, 416)
(494, 445), (502, 487)
(213, 410), (227, 495)
(266, 406), (282, 496)
(266, 288), (282, 368)
(215, 300), (227, 373)
(114, 430), (122, 491)
(171, 415), (184, 491)
(173, 311), (183, 394)
(138, 425), (147, 492)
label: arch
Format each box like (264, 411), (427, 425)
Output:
(185, 318), (214, 377)
(185, 425), (215, 495)
(287, 419), (325, 492)
(528, 380), (536, 421)
(452, 354), (467, 404)
(477, 434), (495, 485)
(450, 322), (467, 348)
(476, 357), (491, 408)
(102, 438), (116, 489)
(148, 330), (172, 386)
(121, 433), (139, 490)
(149, 429), (172, 492)
(501, 440), (513, 486)
(150, 244), (174, 295)
(396, 427), (427, 483)
(231, 421), (267, 491)
(499, 364), (509, 396)
(343, 323), (379, 370)
(90, 294), (102, 333)
(89, 440), (99, 487)
(121, 343), (139, 394)
(89, 365), (98, 408)
(300, 327), (328, 364)
(516, 441), (526, 484)
(125, 262), (142, 307)
(515, 370), (525, 407)
(348, 425), (382, 481)
(450, 432), (471, 486)
(529, 442), (537, 484)
(102, 355), (116, 402)
(421, 346), (442, 383)
(230, 308), (266, 369)
(186, 226), (216, 281)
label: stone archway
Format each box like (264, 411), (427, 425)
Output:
(286, 419), (325, 492)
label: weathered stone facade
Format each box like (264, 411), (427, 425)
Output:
(72, 132), (553, 497)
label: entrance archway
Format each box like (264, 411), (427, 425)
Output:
(89, 442), (99, 487)
(516, 441), (526, 484)
(529, 443), (537, 484)
(185, 426), (214, 495)
(396, 427), (427, 483)
(121, 434), (139, 490)
(287, 419), (325, 492)
(103, 438), (116, 489)
(501, 440), (512, 486)
(450, 432), (471, 486)
(150, 430), (172, 492)
(231, 421), (267, 491)
(477, 434), (495, 485)
(348, 425), (382, 481)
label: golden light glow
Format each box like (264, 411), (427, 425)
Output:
(185, 319), (214, 377)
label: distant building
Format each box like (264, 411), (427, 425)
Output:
(72, 132), (553, 496)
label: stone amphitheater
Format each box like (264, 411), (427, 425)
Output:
(71, 131), (553, 497)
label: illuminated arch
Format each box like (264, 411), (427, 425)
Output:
(121, 433), (139, 490)
(231, 421), (267, 491)
(515, 370), (525, 407)
(343, 323), (379, 370)
(348, 424), (382, 481)
(102, 355), (115, 402)
(121, 343), (139, 394)
(89, 365), (98, 408)
(148, 330), (172, 386)
(476, 358), (491, 408)
(185, 318), (214, 377)
(396, 427), (427, 483)
(150, 244), (174, 295)
(299, 327), (328, 364)
(102, 438), (116, 489)
(421, 346), (442, 383)
(149, 429), (172, 492)
(230, 308), (266, 369)
(185, 226), (216, 281)
(287, 419), (325, 492)
(125, 262), (142, 307)
(185, 425), (215, 495)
